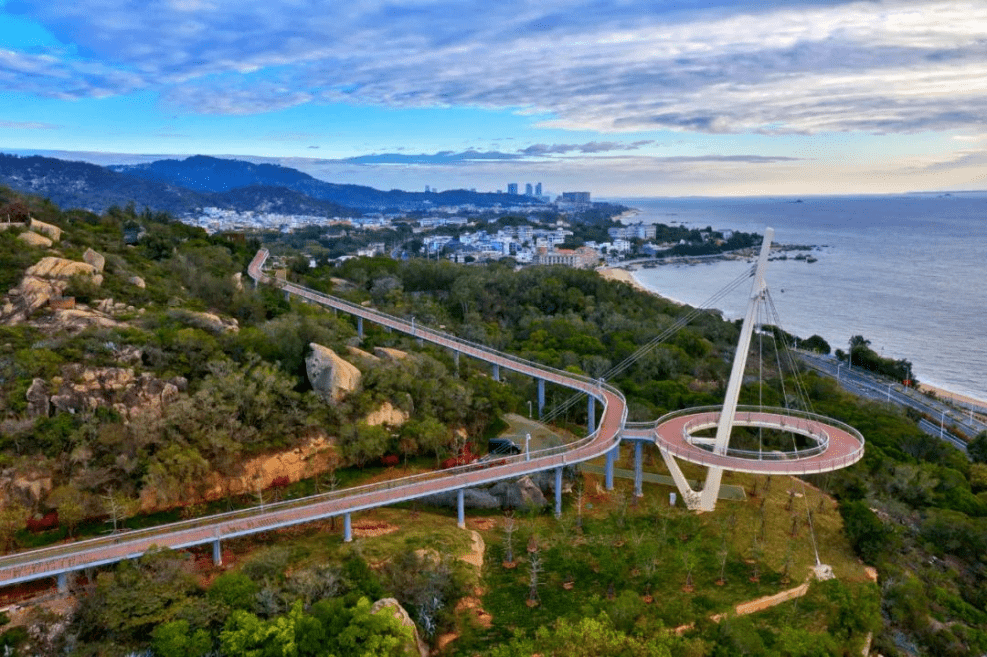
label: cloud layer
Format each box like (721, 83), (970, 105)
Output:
(4, 0), (987, 135)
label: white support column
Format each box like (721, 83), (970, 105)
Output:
(633, 442), (644, 498)
(605, 444), (618, 490)
(699, 228), (773, 511)
(554, 467), (564, 518)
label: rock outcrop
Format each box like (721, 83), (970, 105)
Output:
(489, 475), (547, 510)
(346, 345), (380, 363)
(128, 275), (146, 289)
(1, 256), (102, 324)
(370, 598), (429, 657)
(420, 488), (501, 510)
(142, 433), (337, 511)
(17, 231), (52, 248)
(25, 379), (50, 419)
(365, 401), (410, 427)
(374, 346), (408, 360)
(0, 471), (53, 508)
(167, 309), (239, 334)
(306, 343), (361, 403)
(82, 248), (106, 272)
(27, 305), (123, 335)
(28, 218), (61, 242)
(46, 365), (184, 419)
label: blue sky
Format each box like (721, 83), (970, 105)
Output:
(1, 0), (985, 196)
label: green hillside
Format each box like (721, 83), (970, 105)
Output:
(0, 187), (983, 656)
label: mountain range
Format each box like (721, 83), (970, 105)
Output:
(0, 153), (541, 216)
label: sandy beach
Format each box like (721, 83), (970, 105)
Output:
(597, 265), (649, 293)
(917, 384), (987, 411)
(597, 266), (987, 411)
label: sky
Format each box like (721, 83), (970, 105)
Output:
(1, 0), (986, 197)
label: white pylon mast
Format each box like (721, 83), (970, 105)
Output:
(698, 227), (773, 510)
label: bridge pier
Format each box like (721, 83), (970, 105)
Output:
(357, 317), (364, 339)
(343, 513), (352, 542)
(537, 379), (545, 417)
(417, 337), (424, 347)
(453, 350), (460, 374)
(212, 539), (223, 566)
(492, 363), (500, 382)
(605, 444), (618, 490)
(57, 572), (68, 594)
(284, 290), (290, 301)
(457, 489), (465, 529)
(554, 467), (563, 518)
(633, 442), (644, 497)
(587, 396), (596, 430)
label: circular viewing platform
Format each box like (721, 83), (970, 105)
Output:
(652, 405), (865, 476)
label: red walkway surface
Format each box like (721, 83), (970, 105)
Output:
(653, 409), (864, 476)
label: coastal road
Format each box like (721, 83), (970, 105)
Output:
(796, 351), (984, 445)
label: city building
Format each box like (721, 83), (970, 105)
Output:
(535, 182), (542, 196)
(532, 245), (599, 268)
(561, 191), (591, 203)
(525, 183), (533, 196)
(507, 183), (519, 195)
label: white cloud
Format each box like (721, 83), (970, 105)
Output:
(4, 0), (987, 134)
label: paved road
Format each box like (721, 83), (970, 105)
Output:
(796, 351), (982, 449)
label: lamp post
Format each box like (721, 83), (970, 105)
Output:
(527, 400), (532, 418)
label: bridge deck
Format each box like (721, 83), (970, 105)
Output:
(653, 410), (864, 475)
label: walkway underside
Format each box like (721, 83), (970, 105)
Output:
(649, 406), (865, 511)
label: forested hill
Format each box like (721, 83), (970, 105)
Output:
(111, 154), (540, 210)
(0, 153), (360, 217)
(0, 153), (207, 215)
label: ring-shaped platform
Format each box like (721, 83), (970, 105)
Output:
(653, 405), (865, 475)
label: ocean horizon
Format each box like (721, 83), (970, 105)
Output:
(604, 194), (987, 405)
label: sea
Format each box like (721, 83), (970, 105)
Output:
(605, 194), (987, 403)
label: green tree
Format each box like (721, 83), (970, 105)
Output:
(47, 485), (87, 537)
(490, 614), (674, 657)
(208, 571), (260, 612)
(341, 423), (391, 467)
(0, 503), (28, 551)
(840, 500), (893, 564)
(87, 548), (198, 643)
(969, 431), (987, 464)
(151, 619), (212, 657)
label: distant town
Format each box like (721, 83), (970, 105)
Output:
(187, 184), (742, 269)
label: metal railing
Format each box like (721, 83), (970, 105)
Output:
(651, 405), (865, 476)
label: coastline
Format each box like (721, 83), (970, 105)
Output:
(597, 266), (987, 411)
(614, 208), (641, 223)
(917, 384), (987, 412)
(598, 265), (687, 308)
